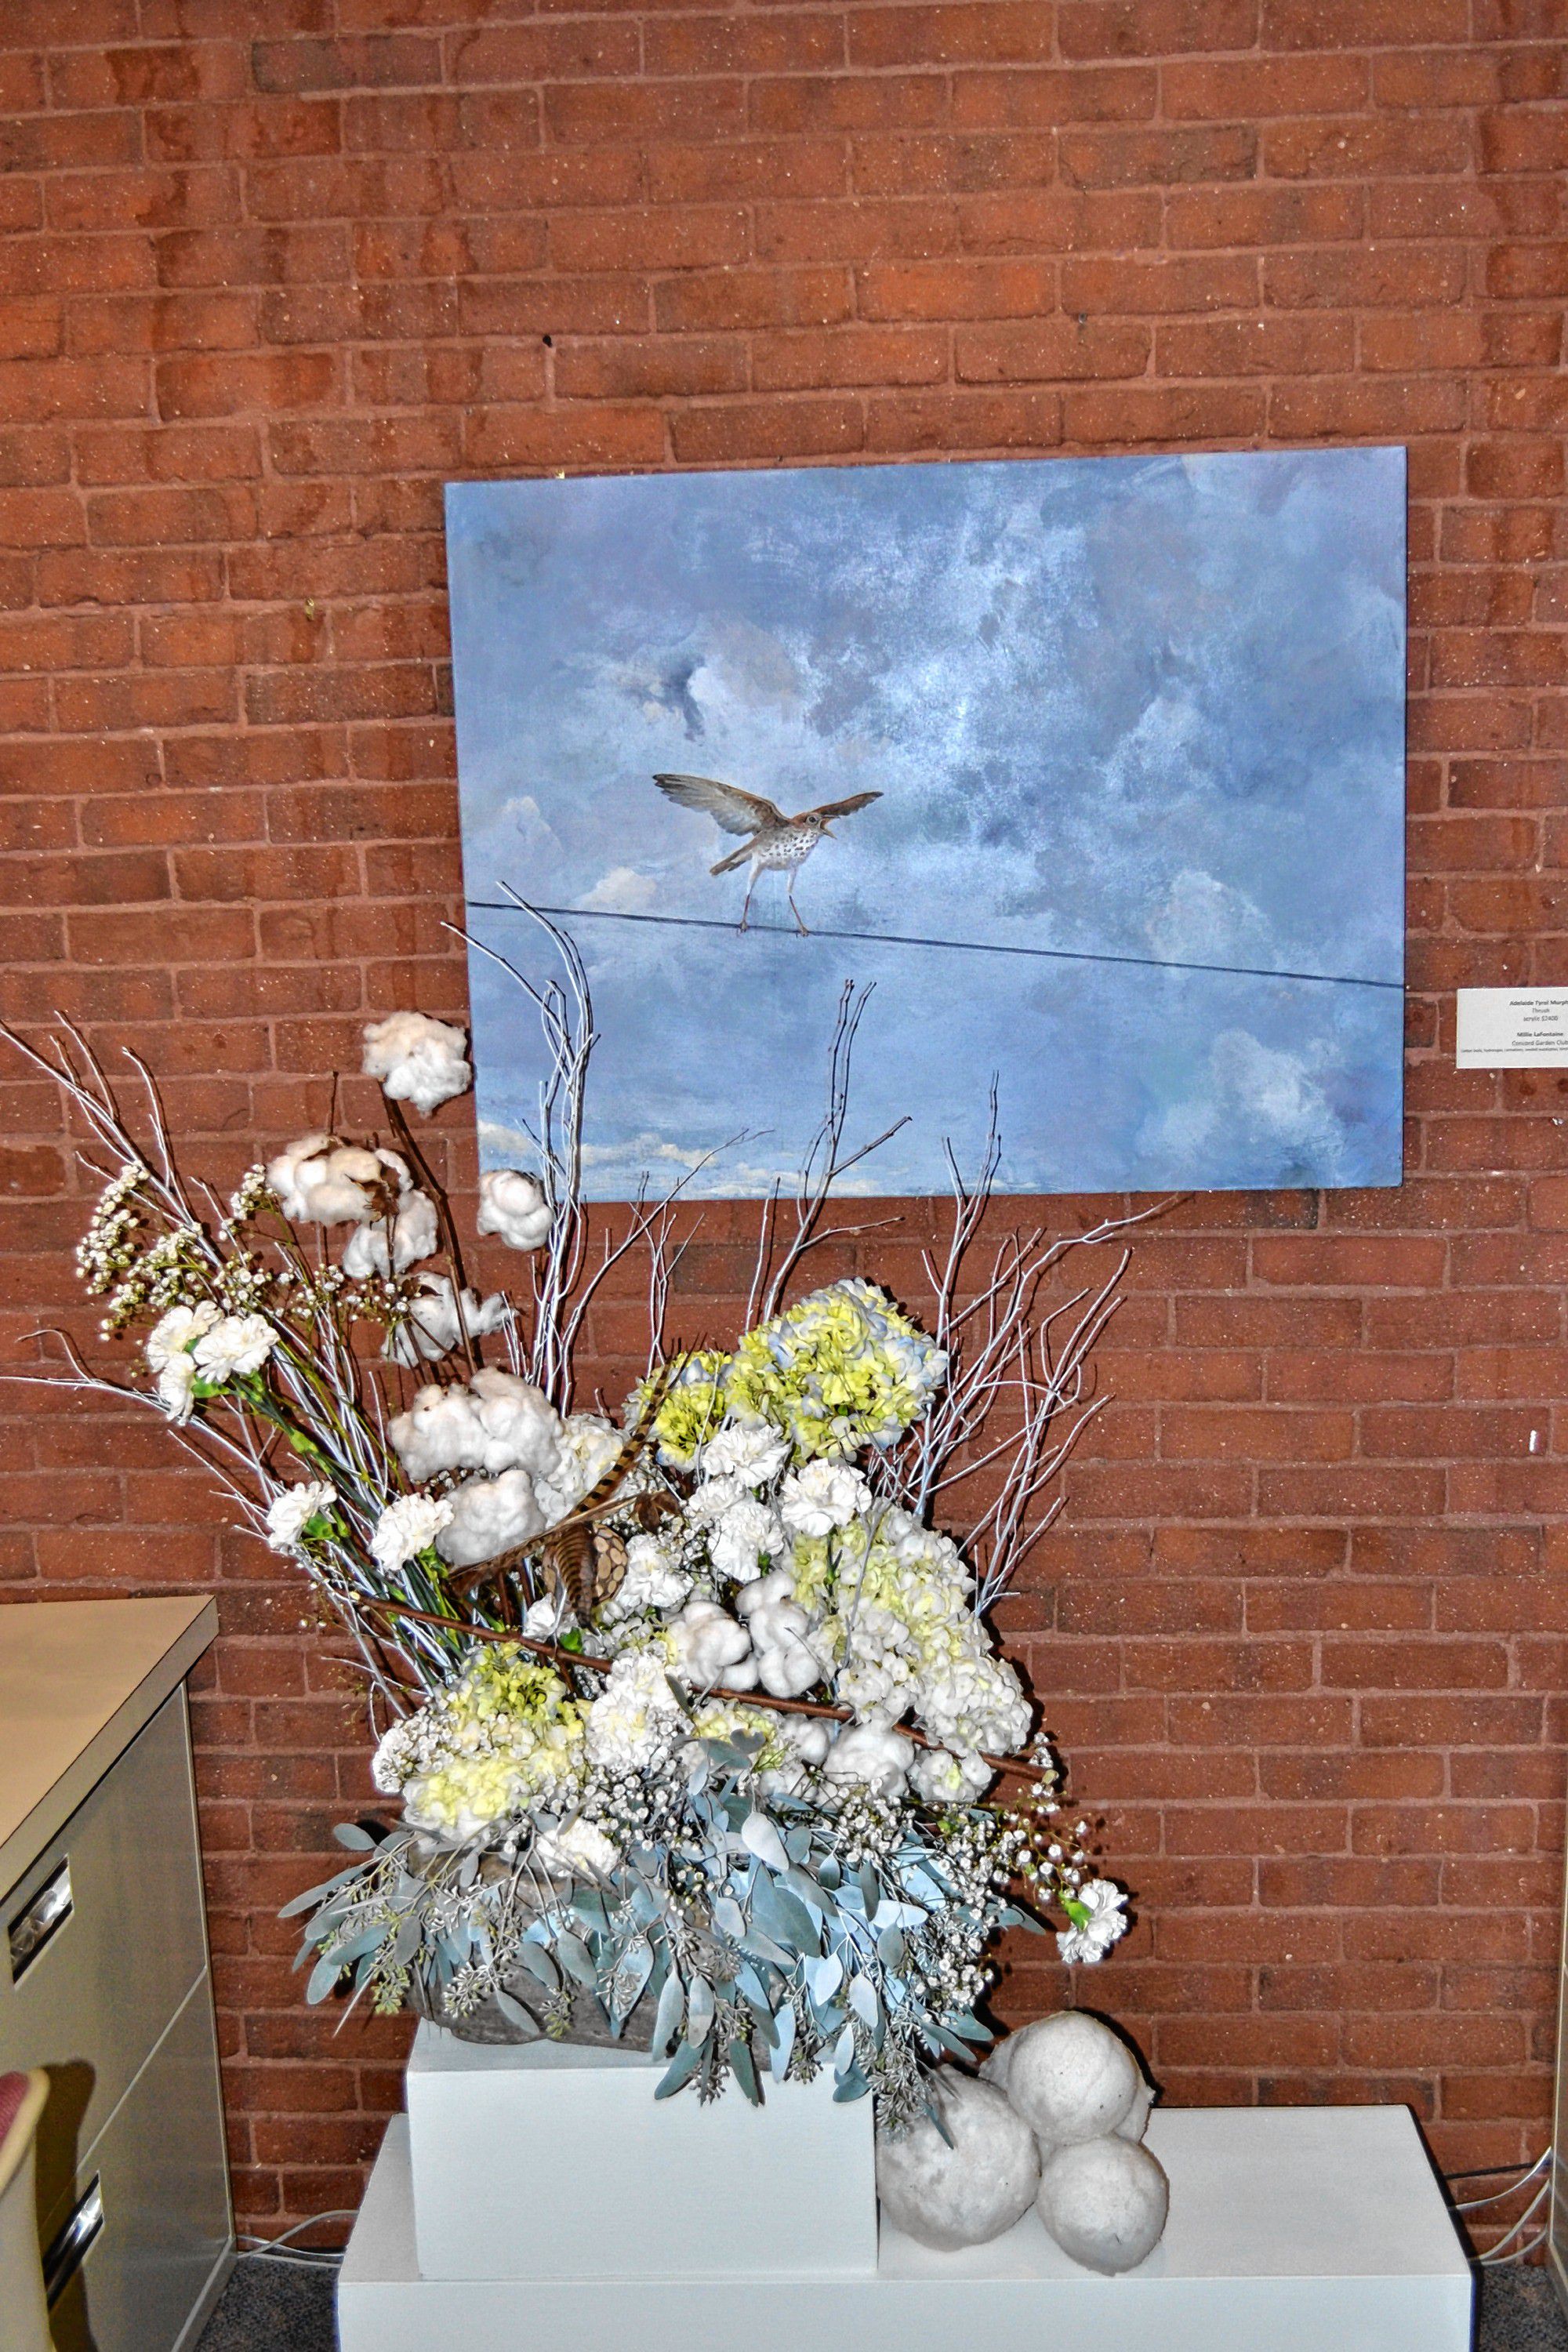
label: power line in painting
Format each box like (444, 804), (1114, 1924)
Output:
(467, 901), (1405, 996)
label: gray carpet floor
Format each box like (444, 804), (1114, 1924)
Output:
(197, 2256), (1566, 2349)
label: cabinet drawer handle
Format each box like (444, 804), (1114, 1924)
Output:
(7, 1858), (72, 1982)
(43, 2174), (103, 2304)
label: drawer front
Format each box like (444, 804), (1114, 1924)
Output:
(46, 1974), (232, 2352)
(0, 1687), (209, 2200)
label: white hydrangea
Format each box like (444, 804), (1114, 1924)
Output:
(779, 1458), (873, 1537)
(191, 1312), (275, 1381)
(263, 1479), (336, 1555)
(389, 1370), (563, 1483)
(1057, 1878), (1128, 1966)
(698, 1417), (789, 1489)
(916, 1651), (1031, 1756)
(370, 1491), (454, 1573)
(435, 1469), (545, 1570)
(361, 1011), (471, 1116)
(340, 1190), (439, 1278)
(477, 1168), (551, 1253)
(585, 1650), (683, 1771)
(265, 1135), (411, 1226)
(383, 1274), (512, 1367)
(669, 1599), (755, 1690)
(371, 1712), (423, 1795)
(909, 1745), (994, 1805)
(599, 1533), (691, 1624)
(822, 1722), (913, 1797)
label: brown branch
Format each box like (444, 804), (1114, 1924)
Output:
(384, 1095), (479, 1373)
(358, 1594), (1041, 1786)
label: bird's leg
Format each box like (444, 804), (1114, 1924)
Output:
(739, 864), (758, 933)
(787, 872), (810, 936)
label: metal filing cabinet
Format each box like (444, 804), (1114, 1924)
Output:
(0, 1598), (233, 2352)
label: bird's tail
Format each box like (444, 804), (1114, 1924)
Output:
(710, 844), (753, 876)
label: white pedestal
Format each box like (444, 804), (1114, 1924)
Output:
(341, 2101), (1473, 2352)
(405, 2023), (876, 2281)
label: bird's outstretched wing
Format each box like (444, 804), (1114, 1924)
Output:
(652, 772), (783, 836)
(810, 790), (882, 822)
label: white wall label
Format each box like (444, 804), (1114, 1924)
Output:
(1457, 987), (1568, 1068)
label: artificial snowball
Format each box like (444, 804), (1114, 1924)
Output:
(435, 1469), (545, 1570)
(340, 1189), (439, 1276)
(1004, 2012), (1140, 2147)
(1116, 2075), (1153, 2145)
(1035, 2136), (1168, 2275)
(362, 1011), (471, 1116)
(477, 1168), (552, 1253)
(876, 2074), (1040, 2252)
(821, 1722), (913, 1798)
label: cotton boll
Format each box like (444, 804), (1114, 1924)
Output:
(734, 1568), (796, 1623)
(469, 1368), (566, 1479)
(734, 1573), (823, 1697)
(435, 1469), (546, 1570)
(877, 2074), (1040, 2252)
(1035, 2137), (1168, 2274)
(477, 1168), (551, 1253)
(340, 1189), (439, 1276)
(267, 1135), (411, 1226)
(668, 1599), (753, 1689)
(822, 1722), (913, 1798)
(388, 1370), (562, 1483)
(1004, 2013), (1140, 2147)
(362, 1011), (471, 1116)
(383, 1274), (512, 1366)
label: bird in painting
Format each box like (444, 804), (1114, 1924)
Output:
(652, 773), (882, 935)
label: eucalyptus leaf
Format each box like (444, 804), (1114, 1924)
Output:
(655, 2041), (704, 2100)
(769, 2001), (797, 2080)
(650, 1969), (685, 2060)
(685, 1975), (715, 2048)
(728, 2035), (760, 2103)
(741, 1812), (790, 1872)
(332, 1822), (376, 1851)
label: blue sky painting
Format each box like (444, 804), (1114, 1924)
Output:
(446, 448), (1406, 1200)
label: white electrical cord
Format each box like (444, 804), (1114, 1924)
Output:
(1477, 2178), (1550, 2267)
(237, 2209), (356, 2268)
(1453, 2150), (1551, 2213)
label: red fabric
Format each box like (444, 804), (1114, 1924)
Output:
(0, 2073), (30, 2158)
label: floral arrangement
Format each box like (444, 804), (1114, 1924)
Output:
(9, 912), (1136, 2125)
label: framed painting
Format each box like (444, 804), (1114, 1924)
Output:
(447, 448), (1406, 1198)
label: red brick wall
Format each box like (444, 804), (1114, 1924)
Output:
(1, 0), (1565, 2249)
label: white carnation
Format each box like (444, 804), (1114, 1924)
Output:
(263, 1479), (335, 1555)
(191, 1312), (275, 1381)
(265, 1135), (411, 1226)
(534, 1414), (622, 1523)
(600, 1533), (691, 1623)
(1057, 1878), (1128, 1966)
(147, 1301), (219, 1370)
(821, 1722), (913, 1797)
(434, 1470), (545, 1570)
(779, 1458), (873, 1537)
(370, 1491), (453, 1573)
(585, 1650), (683, 1771)
(384, 1274), (512, 1366)
(534, 1817), (619, 1879)
(362, 1011), (471, 1116)
(707, 1496), (784, 1581)
(154, 1352), (198, 1423)
(698, 1418), (789, 1489)
(340, 1189), (439, 1277)
(477, 1168), (551, 1253)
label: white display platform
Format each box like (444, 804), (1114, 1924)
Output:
(406, 2023), (876, 2280)
(339, 2101), (1474, 2352)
